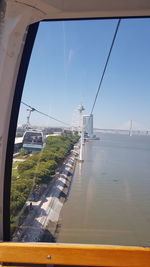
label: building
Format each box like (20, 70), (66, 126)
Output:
(82, 114), (93, 138)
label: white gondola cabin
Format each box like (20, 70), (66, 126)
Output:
(22, 130), (45, 151)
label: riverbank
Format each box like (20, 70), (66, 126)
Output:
(12, 147), (79, 242)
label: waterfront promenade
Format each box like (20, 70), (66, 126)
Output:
(13, 150), (78, 242)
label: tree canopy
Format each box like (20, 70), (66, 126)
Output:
(10, 133), (79, 232)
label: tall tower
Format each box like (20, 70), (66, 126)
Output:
(82, 114), (93, 138)
(77, 104), (85, 135)
(72, 104), (85, 134)
(76, 104), (85, 162)
(26, 107), (35, 129)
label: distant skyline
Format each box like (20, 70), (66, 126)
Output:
(18, 18), (150, 130)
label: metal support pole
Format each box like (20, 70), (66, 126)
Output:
(78, 116), (84, 162)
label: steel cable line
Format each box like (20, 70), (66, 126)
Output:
(90, 19), (121, 115)
(21, 101), (69, 126)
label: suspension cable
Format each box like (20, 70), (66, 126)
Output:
(21, 101), (69, 126)
(90, 19), (121, 115)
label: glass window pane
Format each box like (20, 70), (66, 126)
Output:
(11, 18), (150, 246)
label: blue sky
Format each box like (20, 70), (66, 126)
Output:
(18, 18), (150, 130)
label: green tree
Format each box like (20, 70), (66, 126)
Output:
(18, 159), (36, 174)
(19, 148), (30, 156)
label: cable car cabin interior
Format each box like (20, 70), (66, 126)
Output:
(1, 0), (150, 267)
(23, 131), (44, 151)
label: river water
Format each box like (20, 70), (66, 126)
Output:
(57, 133), (150, 246)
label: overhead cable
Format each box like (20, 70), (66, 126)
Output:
(90, 19), (121, 115)
(21, 101), (69, 126)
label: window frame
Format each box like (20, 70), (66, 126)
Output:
(3, 22), (39, 241)
(1, 1), (150, 266)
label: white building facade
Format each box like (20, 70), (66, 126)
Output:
(82, 114), (93, 138)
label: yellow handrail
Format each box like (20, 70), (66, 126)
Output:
(0, 242), (150, 266)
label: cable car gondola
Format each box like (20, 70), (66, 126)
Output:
(22, 130), (45, 151)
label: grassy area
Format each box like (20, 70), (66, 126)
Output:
(12, 162), (19, 178)
(12, 168), (18, 178)
(13, 161), (19, 168)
